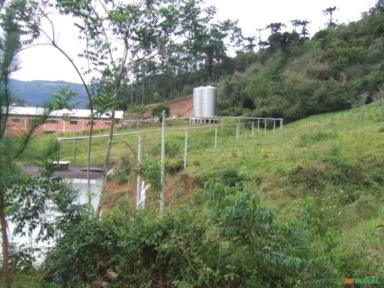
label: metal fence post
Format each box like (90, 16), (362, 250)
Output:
(184, 129), (188, 169)
(214, 126), (218, 148)
(136, 134), (142, 207)
(160, 111), (165, 214)
(251, 121), (254, 136)
(264, 120), (267, 133)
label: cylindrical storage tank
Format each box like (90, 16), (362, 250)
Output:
(193, 87), (203, 118)
(201, 86), (216, 117)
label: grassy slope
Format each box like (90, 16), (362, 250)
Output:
(184, 101), (384, 273)
(23, 101), (384, 273)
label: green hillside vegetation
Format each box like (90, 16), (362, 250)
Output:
(215, 2), (384, 123)
(19, 100), (384, 287)
(121, 1), (384, 126)
(8, 1), (384, 287)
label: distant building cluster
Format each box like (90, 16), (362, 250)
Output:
(4, 106), (124, 136)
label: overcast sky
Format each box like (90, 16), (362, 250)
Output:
(11, 0), (376, 83)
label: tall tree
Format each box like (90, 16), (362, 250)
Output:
(291, 19), (310, 39)
(256, 27), (268, 49)
(0, 1), (81, 285)
(29, 1), (98, 199)
(0, 1), (41, 285)
(243, 36), (256, 53)
(299, 19), (311, 39)
(323, 6), (337, 27)
(33, 0), (218, 216)
(266, 22), (286, 35)
(193, 19), (242, 81)
(265, 22), (287, 51)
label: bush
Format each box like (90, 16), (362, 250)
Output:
(152, 103), (170, 122)
(43, 181), (344, 287)
(43, 217), (118, 288)
(141, 160), (161, 192)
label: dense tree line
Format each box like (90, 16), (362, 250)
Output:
(216, 2), (384, 121)
(125, 1), (384, 125)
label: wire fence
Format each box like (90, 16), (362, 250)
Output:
(56, 116), (283, 210)
(57, 116), (284, 168)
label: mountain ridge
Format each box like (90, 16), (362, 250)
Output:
(9, 79), (88, 108)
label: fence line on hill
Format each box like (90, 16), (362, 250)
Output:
(57, 116), (284, 172)
(56, 116), (283, 210)
(58, 117), (283, 166)
(57, 117), (283, 141)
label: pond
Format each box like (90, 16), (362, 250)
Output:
(6, 177), (103, 263)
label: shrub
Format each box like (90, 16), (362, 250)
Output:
(43, 218), (118, 287)
(43, 181), (342, 287)
(152, 103), (170, 122)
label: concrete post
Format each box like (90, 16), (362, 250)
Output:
(183, 129), (188, 169)
(160, 111), (165, 214)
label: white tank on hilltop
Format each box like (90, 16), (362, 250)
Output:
(193, 87), (203, 118)
(201, 86), (216, 117)
(193, 86), (216, 118)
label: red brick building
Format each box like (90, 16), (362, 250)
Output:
(5, 106), (124, 136)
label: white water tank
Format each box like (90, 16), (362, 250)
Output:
(193, 87), (203, 117)
(201, 86), (216, 117)
(193, 86), (216, 118)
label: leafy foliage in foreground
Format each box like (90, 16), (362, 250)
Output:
(7, 168), (84, 242)
(42, 177), (355, 288)
(11, 102), (384, 287)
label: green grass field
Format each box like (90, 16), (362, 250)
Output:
(22, 101), (384, 276)
(25, 103), (384, 204)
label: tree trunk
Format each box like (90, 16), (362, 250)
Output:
(51, 42), (95, 206)
(0, 187), (10, 287)
(87, 117), (94, 205)
(103, 110), (115, 170)
(96, 110), (116, 218)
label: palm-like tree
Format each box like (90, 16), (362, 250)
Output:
(243, 36), (256, 53)
(323, 6), (337, 27)
(291, 19), (310, 39)
(266, 22), (286, 35)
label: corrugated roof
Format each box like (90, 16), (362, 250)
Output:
(5, 106), (124, 119)
(8, 106), (47, 116)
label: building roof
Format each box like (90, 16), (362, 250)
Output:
(6, 106), (46, 116)
(5, 106), (124, 119)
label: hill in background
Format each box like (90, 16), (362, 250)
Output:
(9, 79), (88, 108)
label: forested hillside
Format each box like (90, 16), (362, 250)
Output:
(217, 3), (384, 121)
(126, 1), (384, 123)
(9, 2), (384, 122)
